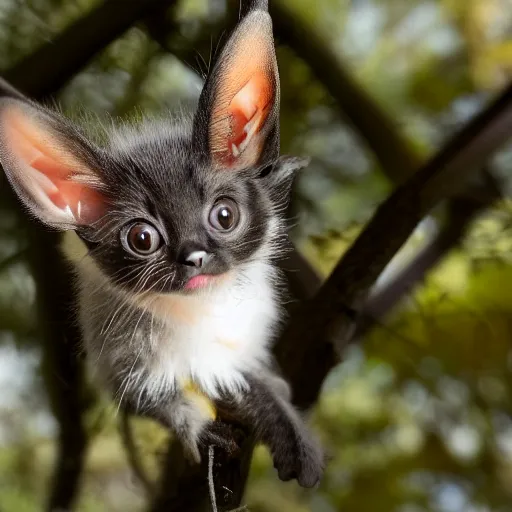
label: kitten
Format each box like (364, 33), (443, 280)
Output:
(0, 0), (324, 487)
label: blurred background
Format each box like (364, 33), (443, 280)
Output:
(0, 0), (511, 511)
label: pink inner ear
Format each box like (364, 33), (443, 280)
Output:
(5, 109), (105, 225)
(30, 154), (105, 224)
(224, 72), (273, 167)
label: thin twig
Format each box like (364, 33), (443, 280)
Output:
(208, 446), (218, 512)
(207, 445), (249, 512)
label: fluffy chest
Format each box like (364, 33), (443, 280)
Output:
(144, 267), (280, 396)
(62, 232), (281, 397)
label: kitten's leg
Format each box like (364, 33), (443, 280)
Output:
(217, 373), (325, 488)
(122, 388), (237, 462)
(263, 371), (292, 401)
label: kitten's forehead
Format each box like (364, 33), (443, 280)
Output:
(108, 119), (192, 173)
(106, 118), (250, 197)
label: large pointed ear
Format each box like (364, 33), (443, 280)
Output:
(193, 0), (279, 171)
(0, 98), (107, 230)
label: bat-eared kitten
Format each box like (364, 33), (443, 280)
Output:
(0, 0), (324, 487)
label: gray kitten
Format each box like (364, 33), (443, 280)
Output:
(0, 0), (324, 487)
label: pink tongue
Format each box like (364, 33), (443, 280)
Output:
(185, 275), (212, 290)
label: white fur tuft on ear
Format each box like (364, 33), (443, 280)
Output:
(0, 99), (106, 230)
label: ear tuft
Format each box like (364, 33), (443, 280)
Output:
(0, 99), (106, 229)
(274, 156), (311, 176)
(194, 6), (280, 171)
(264, 155), (310, 186)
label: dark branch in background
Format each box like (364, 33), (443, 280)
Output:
(268, 0), (503, 309)
(3, 0), (175, 99)
(277, 82), (512, 411)
(356, 169), (502, 339)
(33, 231), (95, 512)
(266, 0), (505, 403)
(270, 0), (422, 183)
(268, 0), (503, 317)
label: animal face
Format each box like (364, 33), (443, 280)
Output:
(72, 120), (290, 295)
(0, 6), (308, 296)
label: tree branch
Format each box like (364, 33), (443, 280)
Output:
(150, 435), (254, 512)
(0, 111), (88, 510)
(355, 170), (501, 338)
(3, 0), (176, 99)
(276, 82), (512, 410)
(32, 230), (95, 512)
(269, 0), (422, 183)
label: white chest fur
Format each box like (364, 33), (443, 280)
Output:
(143, 262), (279, 397)
(61, 232), (280, 398)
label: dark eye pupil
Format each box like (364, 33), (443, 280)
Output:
(208, 199), (239, 232)
(218, 207), (233, 229)
(130, 226), (153, 252)
(134, 229), (151, 251)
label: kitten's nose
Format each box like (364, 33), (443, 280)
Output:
(185, 250), (208, 268)
(178, 243), (211, 268)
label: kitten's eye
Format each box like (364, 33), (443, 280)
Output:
(209, 199), (240, 232)
(125, 223), (161, 256)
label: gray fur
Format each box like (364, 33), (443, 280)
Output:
(0, 0), (324, 487)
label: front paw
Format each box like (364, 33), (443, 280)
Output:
(272, 433), (325, 488)
(200, 421), (241, 456)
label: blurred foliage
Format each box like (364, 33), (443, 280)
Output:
(0, 0), (511, 511)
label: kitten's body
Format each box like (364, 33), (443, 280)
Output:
(64, 231), (280, 400)
(0, 0), (325, 487)
(66, 227), (281, 459)
(60, 119), (288, 462)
